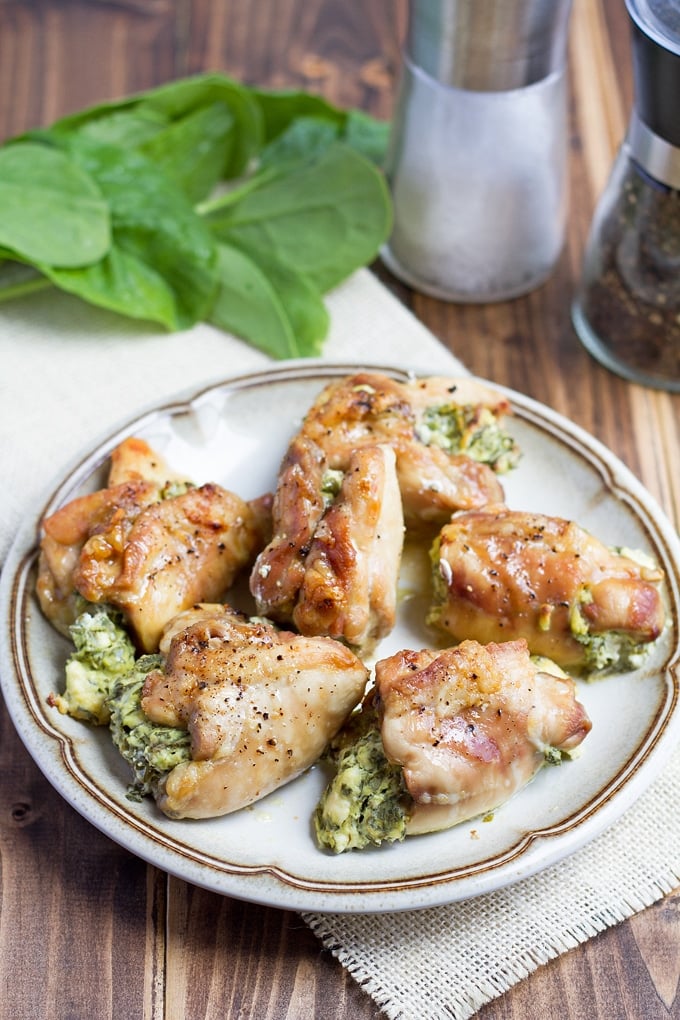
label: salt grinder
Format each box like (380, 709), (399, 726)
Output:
(382, 0), (573, 302)
(572, 0), (680, 391)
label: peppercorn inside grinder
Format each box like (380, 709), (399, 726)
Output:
(572, 0), (680, 391)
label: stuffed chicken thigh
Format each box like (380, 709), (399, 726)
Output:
(291, 444), (404, 653)
(251, 441), (404, 655)
(37, 437), (266, 651)
(297, 372), (518, 527)
(430, 505), (666, 672)
(376, 640), (590, 835)
(314, 638), (591, 851)
(140, 604), (368, 819)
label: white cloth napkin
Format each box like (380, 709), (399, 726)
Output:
(1, 269), (678, 1020)
(0, 269), (456, 564)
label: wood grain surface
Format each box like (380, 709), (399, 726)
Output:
(1, 1), (679, 1018)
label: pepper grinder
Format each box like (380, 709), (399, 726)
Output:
(572, 0), (680, 391)
(381, 0), (573, 302)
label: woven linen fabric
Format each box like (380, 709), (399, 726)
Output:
(304, 743), (680, 1019)
(1, 268), (678, 1020)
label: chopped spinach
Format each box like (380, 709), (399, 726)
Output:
(52, 606), (136, 725)
(108, 654), (192, 801)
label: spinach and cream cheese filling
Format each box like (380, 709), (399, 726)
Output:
(314, 700), (410, 853)
(107, 656), (191, 802)
(51, 605), (136, 724)
(415, 403), (520, 473)
(51, 604), (191, 801)
(569, 593), (651, 674)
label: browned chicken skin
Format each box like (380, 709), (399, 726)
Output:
(292, 444), (404, 653)
(37, 479), (160, 636)
(141, 604), (369, 819)
(296, 372), (509, 528)
(375, 639), (591, 834)
(432, 505), (666, 669)
(107, 435), (189, 489)
(249, 433), (327, 622)
(75, 483), (262, 652)
(249, 370), (517, 648)
(37, 438), (267, 651)
(251, 441), (404, 655)
(394, 442), (504, 527)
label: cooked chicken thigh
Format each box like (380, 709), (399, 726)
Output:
(249, 433), (328, 621)
(296, 372), (515, 528)
(393, 442), (505, 528)
(141, 604), (369, 818)
(292, 444), (404, 653)
(75, 483), (263, 652)
(375, 639), (591, 834)
(251, 441), (404, 655)
(37, 438), (266, 651)
(431, 505), (666, 671)
(37, 479), (160, 635)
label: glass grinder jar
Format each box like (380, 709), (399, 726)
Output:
(572, 0), (680, 391)
(381, 0), (573, 303)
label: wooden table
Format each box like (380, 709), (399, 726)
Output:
(1, 1), (678, 1017)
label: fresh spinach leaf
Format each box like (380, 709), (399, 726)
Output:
(137, 101), (235, 204)
(0, 73), (393, 356)
(0, 141), (110, 267)
(137, 75), (262, 179)
(344, 109), (391, 165)
(250, 88), (346, 143)
(210, 243), (301, 358)
(50, 73), (263, 180)
(46, 135), (218, 329)
(43, 246), (179, 329)
(248, 251), (329, 355)
(59, 106), (171, 150)
(258, 116), (340, 169)
(210, 241), (329, 357)
(251, 87), (390, 165)
(44, 97), (235, 206)
(203, 141), (392, 293)
(195, 117), (340, 215)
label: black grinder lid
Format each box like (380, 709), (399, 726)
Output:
(626, 0), (680, 147)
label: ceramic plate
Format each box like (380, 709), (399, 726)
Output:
(2, 361), (679, 913)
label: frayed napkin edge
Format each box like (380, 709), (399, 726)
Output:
(301, 865), (680, 1020)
